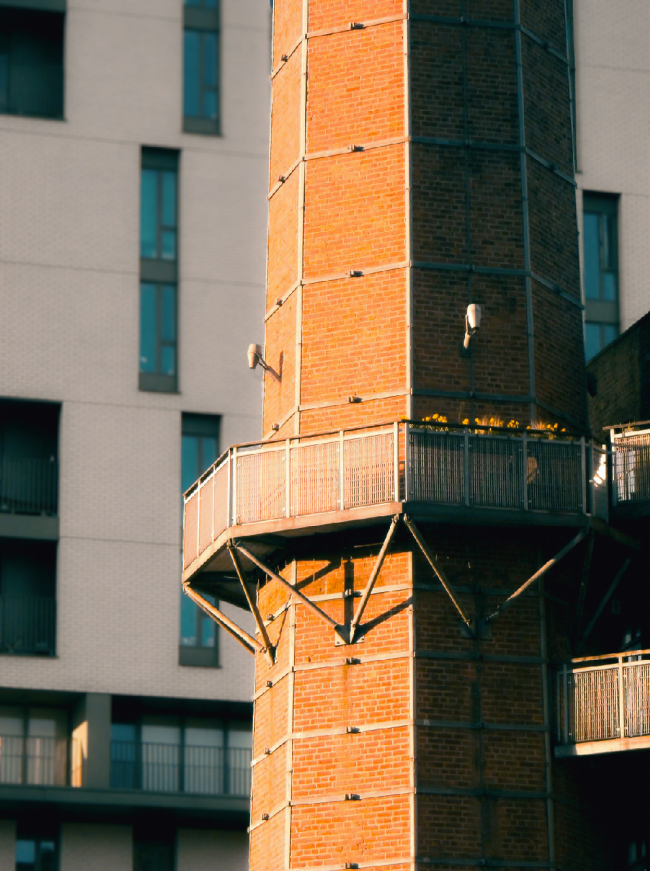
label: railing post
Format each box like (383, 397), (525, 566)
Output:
(562, 663), (569, 744)
(618, 654), (626, 739)
(522, 432), (528, 511)
(231, 446), (238, 526)
(339, 430), (345, 510)
(463, 430), (470, 507)
(609, 428), (618, 508)
(393, 421), (399, 502)
(580, 437), (587, 514)
(285, 439), (291, 518)
(404, 423), (410, 502)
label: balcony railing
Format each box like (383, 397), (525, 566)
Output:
(611, 427), (650, 505)
(0, 596), (56, 656)
(556, 650), (650, 748)
(110, 742), (251, 796)
(0, 736), (72, 786)
(0, 457), (58, 515)
(184, 421), (604, 570)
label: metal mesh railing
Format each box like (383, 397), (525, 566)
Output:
(183, 422), (592, 571)
(557, 651), (650, 746)
(612, 431), (650, 503)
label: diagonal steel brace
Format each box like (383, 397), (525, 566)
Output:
(404, 516), (473, 631)
(183, 583), (262, 656)
(228, 543), (275, 665)
(349, 515), (400, 643)
(485, 528), (588, 624)
(233, 542), (346, 642)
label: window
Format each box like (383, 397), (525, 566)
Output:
(16, 827), (58, 871)
(0, 540), (57, 657)
(140, 149), (179, 393)
(583, 193), (619, 360)
(180, 414), (220, 666)
(183, 0), (220, 135)
(110, 716), (251, 796)
(0, 707), (67, 785)
(0, 5), (64, 121)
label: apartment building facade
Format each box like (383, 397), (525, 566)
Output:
(574, 0), (650, 361)
(0, 1), (270, 868)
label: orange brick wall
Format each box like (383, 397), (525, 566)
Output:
(254, 1), (593, 868)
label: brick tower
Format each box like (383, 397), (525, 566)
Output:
(182, 2), (611, 869)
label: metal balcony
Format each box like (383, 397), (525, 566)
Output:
(0, 457), (58, 516)
(555, 650), (650, 757)
(0, 596), (56, 657)
(183, 420), (606, 591)
(110, 742), (251, 796)
(611, 425), (650, 513)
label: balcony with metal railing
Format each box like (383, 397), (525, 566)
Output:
(610, 425), (650, 515)
(183, 420), (607, 589)
(555, 650), (650, 757)
(0, 457), (58, 516)
(0, 596), (56, 657)
(0, 736), (73, 787)
(110, 742), (251, 797)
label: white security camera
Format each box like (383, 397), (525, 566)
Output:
(463, 304), (482, 350)
(248, 343), (263, 369)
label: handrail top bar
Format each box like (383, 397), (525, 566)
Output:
(606, 420), (650, 433)
(564, 647), (650, 665)
(184, 418), (591, 500)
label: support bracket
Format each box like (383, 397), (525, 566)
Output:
(349, 515), (400, 643)
(484, 528), (588, 626)
(233, 541), (347, 643)
(228, 543), (276, 665)
(404, 516), (474, 633)
(182, 584), (262, 656)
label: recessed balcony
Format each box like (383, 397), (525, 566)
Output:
(183, 421), (607, 593)
(555, 650), (650, 757)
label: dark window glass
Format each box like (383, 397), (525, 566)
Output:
(16, 836), (58, 871)
(583, 193), (620, 360)
(180, 414), (220, 664)
(183, 1), (220, 134)
(0, 8), (64, 120)
(140, 151), (179, 393)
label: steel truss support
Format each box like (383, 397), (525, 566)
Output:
(582, 557), (633, 641)
(228, 544), (275, 665)
(485, 529), (588, 624)
(182, 583), (262, 656)
(349, 515), (400, 643)
(233, 542), (346, 642)
(404, 516), (473, 632)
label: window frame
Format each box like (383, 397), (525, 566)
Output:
(139, 149), (179, 394)
(583, 192), (620, 361)
(179, 414), (221, 667)
(0, 6), (65, 121)
(183, 0), (220, 136)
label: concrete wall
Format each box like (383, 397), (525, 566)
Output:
(177, 829), (249, 871)
(0, 0), (267, 698)
(575, 0), (650, 331)
(60, 824), (132, 871)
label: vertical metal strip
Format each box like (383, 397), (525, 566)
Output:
(514, 0), (537, 420)
(284, 560), (297, 871)
(294, 0), (309, 436)
(539, 580), (556, 871)
(522, 431), (528, 510)
(393, 421), (399, 501)
(404, 0), (414, 421)
(562, 663), (569, 743)
(232, 446), (238, 526)
(339, 429), (345, 510)
(263, 3), (276, 431)
(408, 547), (416, 871)
(618, 655), (626, 739)
(285, 438), (291, 517)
